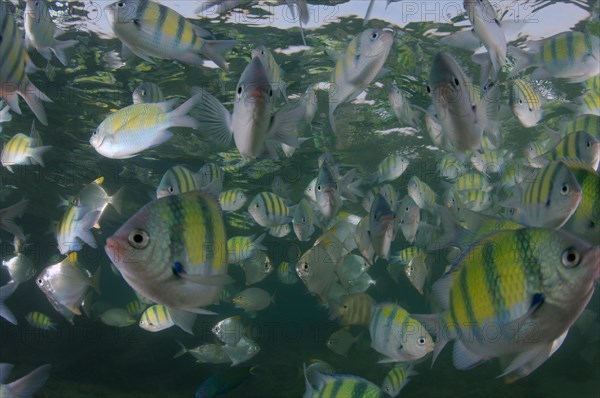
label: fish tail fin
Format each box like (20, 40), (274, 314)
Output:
(0, 282), (18, 325)
(19, 81), (51, 126)
(0, 103), (12, 122)
(340, 169), (363, 201)
(6, 364), (51, 397)
(253, 233), (267, 251)
(507, 46), (532, 78)
(76, 210), (100, 249)
(200, 39), (237, 71)
(168, 307), (197, 335)
(328, 103), (337, 133)
(90, 265), (101, 295)
(50, 38), (79, 66)
(0, 199), (29, 240)
(29, 145), (52, 167)
(3, 90), (22, 115)
(169, 93), (202, 130)
(107, 186), (126, 215)
(173, 339), (188, 359)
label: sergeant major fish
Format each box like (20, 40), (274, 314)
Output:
(415, 228), (600, 381)
(105, 191), (230, 322)
(329, 28), (394, 133)
(106, 0), (236, 70)
(0, 2), (52, 125)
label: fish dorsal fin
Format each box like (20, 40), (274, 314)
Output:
(67, 252), (78, 264)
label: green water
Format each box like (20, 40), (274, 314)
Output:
(1, 0), (599, 396)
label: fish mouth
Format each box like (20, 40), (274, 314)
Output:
(104, 237), (123, 265)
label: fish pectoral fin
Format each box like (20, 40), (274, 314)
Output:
(192, 87), (233, 147)
(376, 356), (396, 364)
(268, 102), (306, 147)
(121, 42), (154, 63)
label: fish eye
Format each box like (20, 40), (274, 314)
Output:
(519, 99), (523, 104)
(37, 278), (43, 285)
(264, 260), (270, 269)
(561, 248), (581, 268)
(237, 86), (243, 95)
(168, 186), (174, 193)
(343, 304), (348, 309)
(141, 89), (146, 96)
(586, 140), (592, 148)
(301, 217), (306, 223)
(317, 185), (322, 191)
(453, 77), (460, 86)
(303, 262), (309, 270)
(417, 337), (426, 345)
(128, 229), (149, 249)
(560, 184), (569, 195)
(255, 203), (260, 208)
(269, 89), (273, 97)
(92, 130), (98, 136)
(117, 2), (124, 7)
(371, 32), (379, 39)
(426, 85), (431, 94)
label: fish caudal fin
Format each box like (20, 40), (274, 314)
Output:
(200, 39), (237, 71)
(0, 282), (18, 325)
(20, 81), (52, 126)
(169, 307), (197, 334)
(51, 39), (79, 66)
(28, 146), (52, 167)
(108, 186), (126, 215)
(6, 364), (51, 398)
(507, 46), (532, 78)
(169, 92), (203, 130)
(0, 105), (12, 122)
(1, 199), (29, 240)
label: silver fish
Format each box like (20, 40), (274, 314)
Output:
(329, 28), (394, 132)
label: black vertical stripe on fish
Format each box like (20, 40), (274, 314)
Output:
(155, 5), (168, 45)
(174, 15), (185, 47)
(482, 241), (505, 324)
(459, 263), (482, 344)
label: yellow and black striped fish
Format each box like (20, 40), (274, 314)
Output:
(303, 364), (387, 398)
(139, 304), (173, 332)
(25, 311), (56, 330)
(419, 227), (600, 381)
(0, 2), (51, 125)
(105, 0), (236, 70)
(504, 161), (582, 229)
(534, 131), (600, 170)
(247, 191), (290, 227)
(509, 79), (543, 128)
(561, 161), (600, 245)
(156, 165), (202, 198)
(105, 191), (230, 316)
(509, 31), (600, 83)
